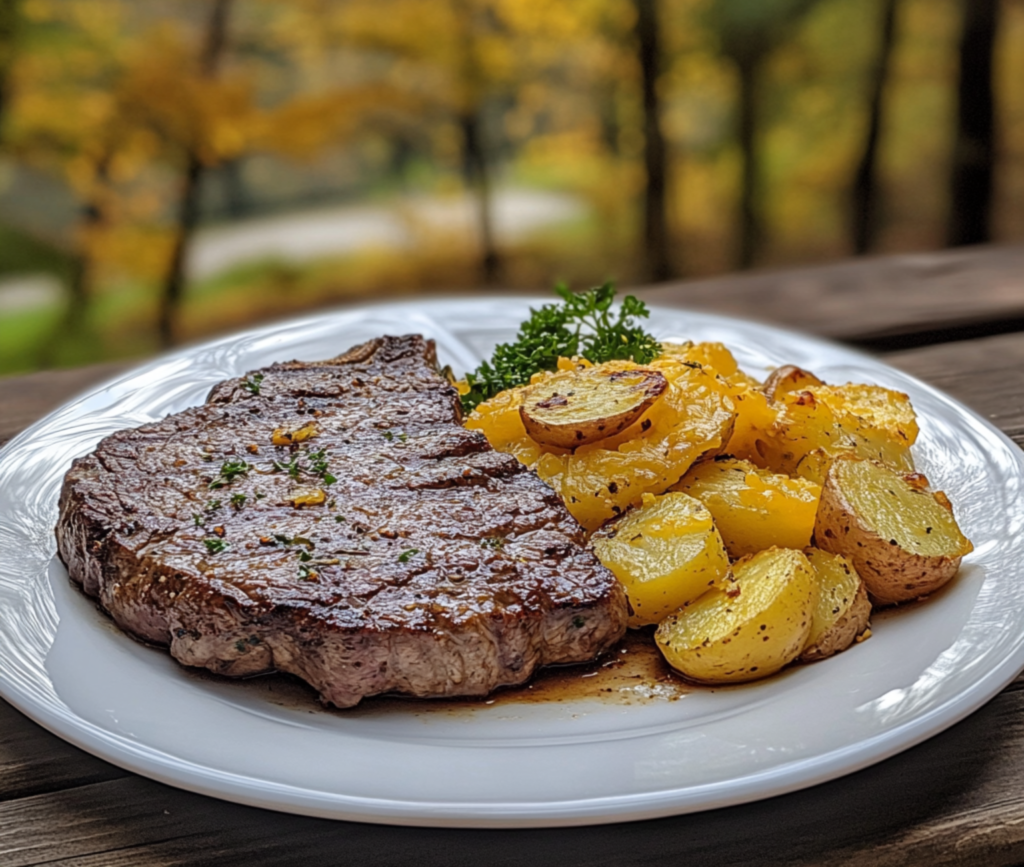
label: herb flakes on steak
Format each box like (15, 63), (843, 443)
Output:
(56, 335), (627, 708)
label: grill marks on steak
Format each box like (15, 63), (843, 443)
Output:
(56, 335), (627, 707)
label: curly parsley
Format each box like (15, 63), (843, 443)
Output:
(460, 283), (660, 412)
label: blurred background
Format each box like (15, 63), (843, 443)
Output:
(0, 0), (1020, 376)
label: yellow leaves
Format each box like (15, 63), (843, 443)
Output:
(116, 27), (259, 164)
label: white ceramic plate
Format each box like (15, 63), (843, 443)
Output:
(1, 299), (1022, 828)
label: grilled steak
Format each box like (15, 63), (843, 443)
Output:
(56, 335), (627, 707)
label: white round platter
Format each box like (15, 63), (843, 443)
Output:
(0, 298), (1022, 828)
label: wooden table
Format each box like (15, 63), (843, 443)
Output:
(3, 245), (1024, 866)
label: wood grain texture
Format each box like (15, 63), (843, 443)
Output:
(634, 244), (1024, 349)
(0, 362), (131, 447)
(1, 687), (1024, 867)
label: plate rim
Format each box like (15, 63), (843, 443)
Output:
(1, 297), (1023, 828)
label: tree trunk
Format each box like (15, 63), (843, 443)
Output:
(736, 53), (760, 270)
(38, 157), (110, 368)
(633, 0), (673, 282)
(459, 110), (500, 285)
(851, 0), (898, 255)
(157, 0), (232, 347)
(947, 0), (998, 247)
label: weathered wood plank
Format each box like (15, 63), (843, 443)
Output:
(634, 244), (1024, 350)
(0, 362), (131, 447)
(885, 331), (1024, 446)
(2, 686), (1024, 867)
(0, 702), (127, 804)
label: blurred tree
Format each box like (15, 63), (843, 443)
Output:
(452, 0), (500, 284)
(158, 0), (233, 346)
(851, 0), (898, 254)
(0, 0), (20, 138)
(947, 0), (998, 246)
(632, 0), (674, 281)
(4, 0), (144, 363)
(707, 0), (825, 269)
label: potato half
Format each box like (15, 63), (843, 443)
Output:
(814, 457), (973, 606)
(654, 547), (818, 684)
(519, 366), (668, 450)
(591, 492), (730, 627)
(799, 547), (871, 662)
(672, 457), (820, 558)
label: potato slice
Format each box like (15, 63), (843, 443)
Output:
(654, 547), (818, 684)
(520, 366), (668, 450)
(672, 457), (820, 558)
(591, 492), (729, 627)
(799, 547), (871, 662)
(814, 457), (973, 606)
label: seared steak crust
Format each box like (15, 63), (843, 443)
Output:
(56, 335), (627, 707)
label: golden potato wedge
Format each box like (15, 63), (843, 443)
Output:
(519, 366), (668, 450)
(654, 547), (818, 684)
(799, 547), (871, 662)
(672, 457), (821, 558)
(814, 457), (973, 606)
(591, 492), (729, 627)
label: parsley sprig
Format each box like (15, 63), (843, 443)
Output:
(460, 283), (660, 412)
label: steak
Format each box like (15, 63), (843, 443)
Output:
(56, 335), (628, 707)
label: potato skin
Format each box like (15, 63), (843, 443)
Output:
(799, 549), (871, 662)
(814, 459), (968, 606)
(519, 368), (668, 450)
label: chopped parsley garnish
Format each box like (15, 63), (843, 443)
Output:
(480, 536), (504, 549)
(242, 373), (264, 395)
(273, 455), (301, 478)
(204, 538), (229, 555)
(398, 548), (419, 563)
(298, 563), (317, 581)
(205, 499), (222, 512)
(192, 513), (204, 527)
(460, 283), (660, 412)
(297, 550), (313, 562)
(209, 460), (250, 489)
(334, 515), (346, 523)
(572, 615), (586, 629)
(382, 430), (394, 442)
(230, 493), (247, 509)
(272, 448), (334, 485)
(306, 449), (336, 485)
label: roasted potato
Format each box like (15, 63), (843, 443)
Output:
(799, 547), (871, 662)
(519, 366), (668, 450)
(654, 547), (818, 684)
(749, 376), (919, 483)
(814, 457), (973, 606)
(591, 492), (729, 627)
(671, 457), (821, 558)
(467, 356), (736, 531)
